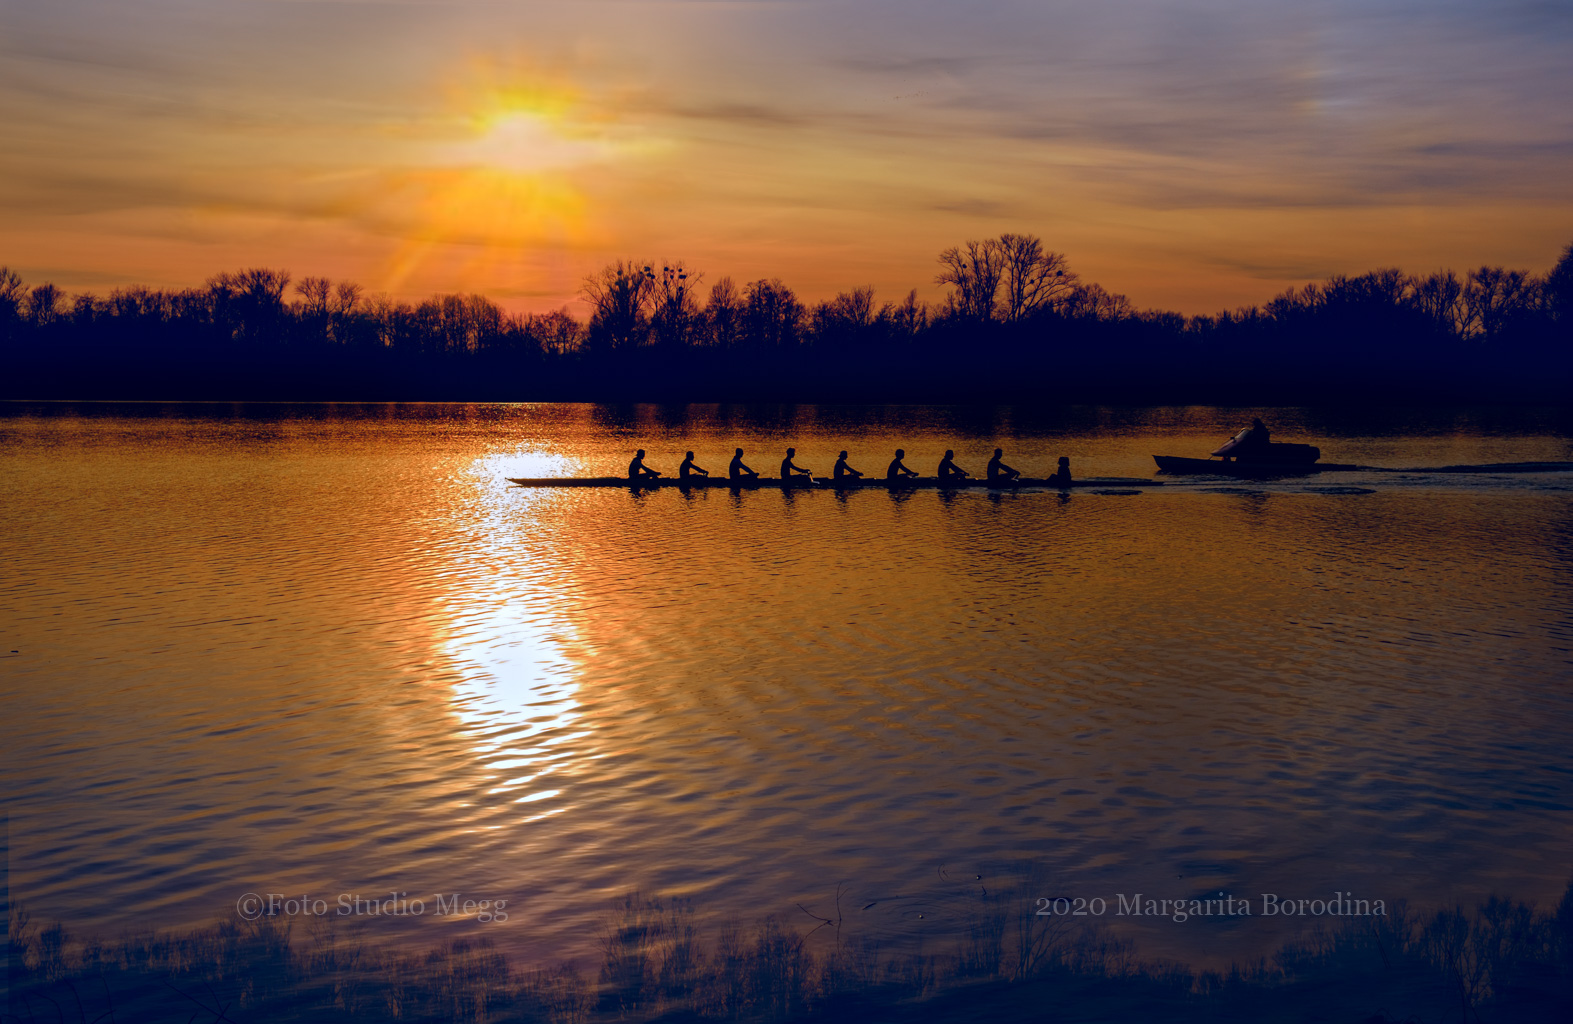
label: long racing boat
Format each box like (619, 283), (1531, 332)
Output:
(506, 475), (1154, 490)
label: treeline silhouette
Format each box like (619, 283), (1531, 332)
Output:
(3, 234), (1570, 403)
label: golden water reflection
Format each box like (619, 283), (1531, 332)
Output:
(440, 455), (592, 824)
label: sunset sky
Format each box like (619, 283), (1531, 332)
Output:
(3, 0), (1571, 315)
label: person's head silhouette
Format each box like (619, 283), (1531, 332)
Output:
(786, 447), (796, 457)
(735, 448), (744, 456)
(944, 449), (955, 459)
(994, 447), (1003, 456)
(839, 450), (848, 459)
(685, 451), (694, 459)
(636, 449), (645, 458)
(895, 449), (905, 458)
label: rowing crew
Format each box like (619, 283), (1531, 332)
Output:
(627, 448), (1074, 486)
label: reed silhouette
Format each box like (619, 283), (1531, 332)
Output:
(2, 236), (1569, 403)
(10, 880), (1573, 1022)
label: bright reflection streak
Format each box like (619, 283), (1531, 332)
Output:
(441, 452), (589, 819)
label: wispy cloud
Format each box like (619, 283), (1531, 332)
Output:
(1, 0), (1569, 311)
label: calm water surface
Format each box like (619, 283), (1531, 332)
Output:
(3, 403), (1572, 967)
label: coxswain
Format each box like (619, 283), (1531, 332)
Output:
(628, 449), (662, 481)
(886, 449), (918, 480)
(1049, 456), (1073, 488)
(937, 449), (971, 482)
(986, 448), (1021, 483)
(678, 451), (709, 481)
(833, 451), (863, 481)
(728, 448), (759, 480)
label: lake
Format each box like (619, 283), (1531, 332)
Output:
(3, 402), (1571, 970)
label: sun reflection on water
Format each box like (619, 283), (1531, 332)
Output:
(440, 454), (590, 823)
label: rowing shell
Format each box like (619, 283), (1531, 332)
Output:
(505, 476), (1153, 490)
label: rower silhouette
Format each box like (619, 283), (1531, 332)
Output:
(679, 451), (709, 482)
(628, 449), (662, 481)
(937, 449), (971, 483)
(1049, 456), (1073, 488)
(986, 447), (1021, 483)
(886, 449), (918, 480)
(729, 448), (758, 481)
(780, 447), (813, 482)
(833, 451), (863, 481)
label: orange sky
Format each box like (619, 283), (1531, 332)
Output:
(2, 0), (1571, 315)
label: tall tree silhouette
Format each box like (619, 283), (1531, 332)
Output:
(648, 262), (703, 349)
(0, 266), (26, 342)
(581, 260), (654, 353)
(935, 239), (1004, 324)
(1464, 266), (1539, 341)
(741, 279), (802, 348)
(995, 233), (1076, 323)
(1544, 244), (1573, 325)
(705, 277), (742, 348)
(26, 283), (63, 328)
(1411, 271), (1466, 338)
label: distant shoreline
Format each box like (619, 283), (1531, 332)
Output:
(4, 240), (1570, 405)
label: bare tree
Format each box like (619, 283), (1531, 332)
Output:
(889, 289), (928, 338)
(936, 240), (1004, 323)
(295, 277), (332, 343)
(648, 261), (703, 348)
(296, 277), (331, 317)
(1464, 266), (1538, 341)
(1411, 271), (1466, 338)
(205, 268), (291, 343)
(0, 267), (25, 310)
(995, 233), (1077, 323)
(705, 277), (742, 348)
(829, 286), (877, 328)
(742, 278), (803, 348)
(333, 282), (363, 316)
(524, 308), (583, 357)
(1061, 282), (1134, 322)
(581, 260), (655, 352)
(1544, 243), (1573, 323)
(26, 283), (64, 327)
(0, 266), (26, 341)
(810, 286), (881, 348)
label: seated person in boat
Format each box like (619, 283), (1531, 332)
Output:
(780, 447), (814, 481)
(678, 451), (709, 481)
(937, 450), (971, 482)
(729, 448), (759, 480)
(1216, 418), (1272, 458)
(1048, 456), (1072, 487)
(886, 449), (919, 480)
(833, 451), (863, 480)
(628, 449), (662, 480)
(986, 448), (1021, 483)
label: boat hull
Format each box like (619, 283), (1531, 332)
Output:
(1211, 440), (1321, 462)
(1153, 456), (1332, 477)
(505, 476), (1150, 490)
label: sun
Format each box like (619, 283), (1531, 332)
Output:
(384, 62), (627, 291)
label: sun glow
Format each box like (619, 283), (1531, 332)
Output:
(385, 64), (632, 291)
